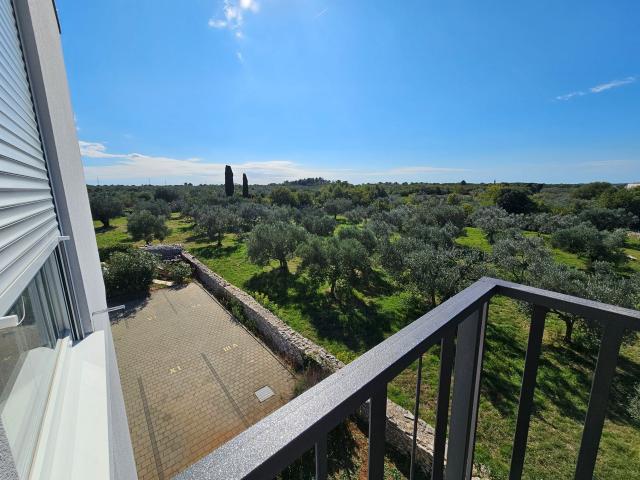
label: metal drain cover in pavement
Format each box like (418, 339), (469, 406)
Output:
(255, 386), (275, 402)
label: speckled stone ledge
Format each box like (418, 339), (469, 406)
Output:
(178, 249), (440, 476)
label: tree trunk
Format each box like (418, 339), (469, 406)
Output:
(279, 258), (289, 274)
(330, 279), (338, 300)
(217, 232), (222, 247)
(102, 218), (110, 228)
(562, 315), (574, 343)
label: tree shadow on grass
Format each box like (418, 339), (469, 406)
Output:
(245, 270), (394, 354)
(357, 268), (397, 297)
(480, 298), (593, 421)
(94, 225), (115, 234)
(480, 302), (640, 428)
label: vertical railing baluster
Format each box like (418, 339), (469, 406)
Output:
(446, 302), (488, 480)
(315, 434), (327, 480)
(574, 323), (624, 480)
(368, 385), (387, 480)
(432, 332), (455, 480)
(410, 355), (424, 480)
(508, 305), (547, 480)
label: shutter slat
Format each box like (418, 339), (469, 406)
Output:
(0, 4), (27, 70)
(0, 190), (55, 210)
(0, 43), (32, 104)
(0, 0), (60, 314)
(0, 202), (54, 230)
(0, 156), (48, 179)
(0, 122), (45, 160)
(0, 68), (41, 133)
(0, 91), (43, 143)
(0, 210), (57, 251)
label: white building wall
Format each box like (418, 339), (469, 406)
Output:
(10, 1), (136, 478)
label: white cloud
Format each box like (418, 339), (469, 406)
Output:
(79, 141), (121, 158)
(240, 0), (259, 13)
(556, 76), (636, 101)
(208, 0), (260, 62)
(315, 7), (328, 18)
(556, 91), (585, 101)
(79, 141), (467, 184)
(589, 76), (636, 93)
(208, 19), (227, 28)
(209, 0), (259, 33)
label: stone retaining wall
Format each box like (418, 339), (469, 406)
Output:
(179, 250), (438, 476)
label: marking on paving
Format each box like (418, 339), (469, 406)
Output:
(201, 353), (250, 427)
(223, 343), (239, 352)
(169, 365), (183, 374)
(138, 377), (165, 480)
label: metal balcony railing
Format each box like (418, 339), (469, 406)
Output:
(174, 277), (640, 480)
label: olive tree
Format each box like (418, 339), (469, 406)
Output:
(551, 223), (626, 263)
(297, 236), (371, 298)
(472, 206), (518, 243)
(324, 198), (353, 219)
(196, 206), (238, 246)
(301, 210), (336, 236)
(382, 238), (465, 307)
(492, 233), (550, 284)
(90, 193), (123, 228)
(127, 210), (169, 244)
(247, 221), (306, 273)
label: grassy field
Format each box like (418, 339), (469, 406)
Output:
(97, 215), (640, 479)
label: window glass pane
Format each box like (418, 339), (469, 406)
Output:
(0, 252), (69, 479)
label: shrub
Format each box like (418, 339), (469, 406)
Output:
(301, 211), (336, 236)
(162, 261), (192, 283)
(551, 223), (626, 263)
(103, 250), (158, 298)
(496, 189), (537, 214)
(98, 243), (134, 262)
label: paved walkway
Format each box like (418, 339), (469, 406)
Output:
(111, 282), (296, 480)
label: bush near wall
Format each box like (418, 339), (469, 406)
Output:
(103, 250), (159, 298)
(160, 260), (192, 284)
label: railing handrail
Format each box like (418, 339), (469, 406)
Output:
(174, 277), (640, 480)
(491, 277), (640, 327)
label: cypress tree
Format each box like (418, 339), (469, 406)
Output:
(224, 165), (234, 196)
(242, 173), (249, 198)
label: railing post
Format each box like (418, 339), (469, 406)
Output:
(368, 385), (387, 480)
(432, 331), (456, 480)
(574, 323), (624, 480)
(446, 302), (488, 480)
(509, 306), (547, 480)
(315, 434), (327, 480)
(409, 355), (423, 480)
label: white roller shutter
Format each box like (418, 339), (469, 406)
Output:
(0, 0), (60, 314)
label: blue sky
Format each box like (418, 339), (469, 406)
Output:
(58, 0), (640, 185)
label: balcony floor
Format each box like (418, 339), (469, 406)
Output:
(110, 282), (296, 480)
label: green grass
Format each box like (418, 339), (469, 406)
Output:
(97, 215), (640, 479)
(456, 226), (492, 253)
(624, 234), (640, 273)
